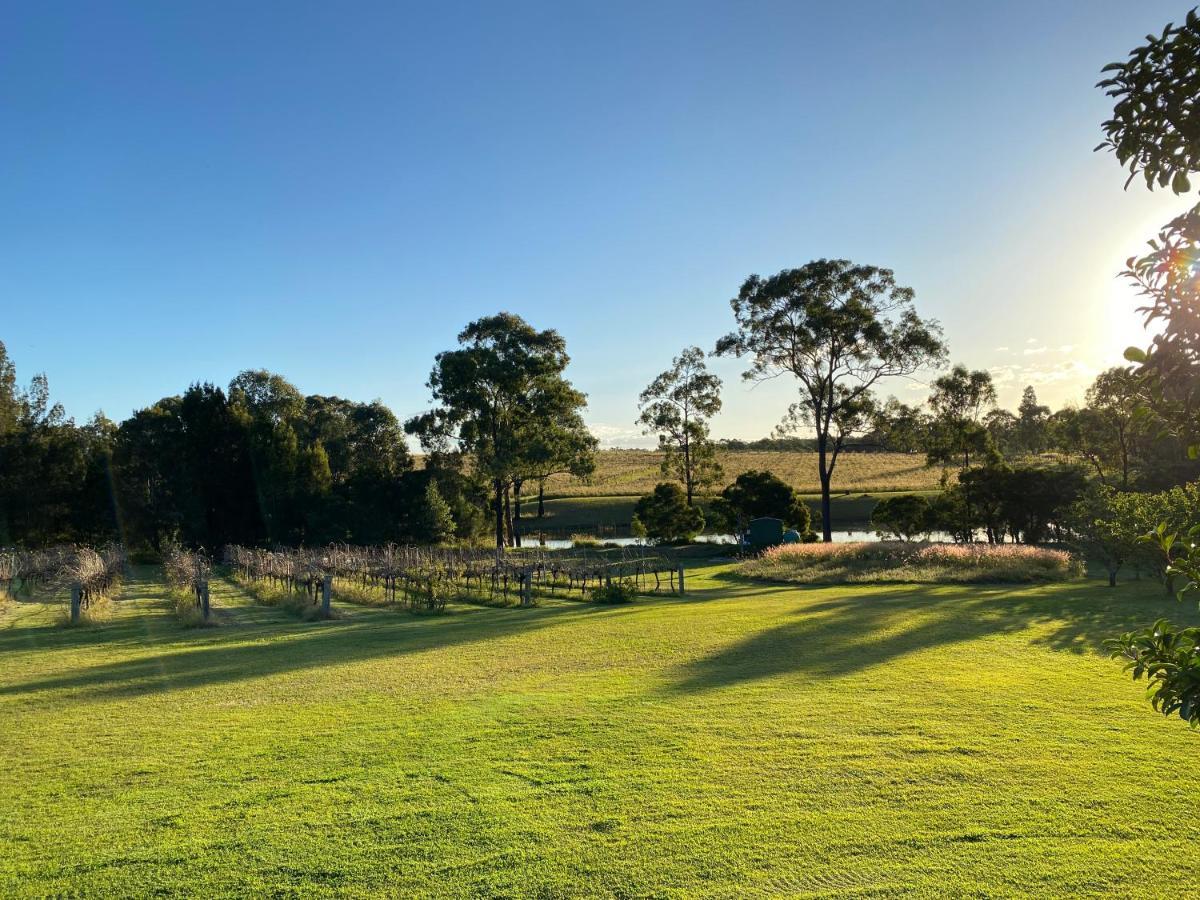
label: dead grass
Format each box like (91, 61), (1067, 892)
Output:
(540, 449), (943, 497)
(739, 541), (1083, 584)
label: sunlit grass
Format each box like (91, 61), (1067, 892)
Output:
(541, 448), (944, 497)
(1, 564), (1198, 895)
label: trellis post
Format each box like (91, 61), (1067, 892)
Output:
(70, 583), (81, 624)
(200, 581), (210, 621)
(321, 575), (332, 616)
(677, 564), (685, 595)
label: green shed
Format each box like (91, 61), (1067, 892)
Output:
(746, 517), (784, 548)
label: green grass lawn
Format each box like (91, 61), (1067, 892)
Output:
(2, 565), (1199, 896)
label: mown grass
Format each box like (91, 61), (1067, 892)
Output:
(740, 541), (1084, 585)
(541, 448), (944, 498)
(2, 565), (1199, 895)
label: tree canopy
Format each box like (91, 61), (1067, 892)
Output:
(406, 312), (592, 549)
(716, 259), (946, 541)
(637, 346), (723, 506)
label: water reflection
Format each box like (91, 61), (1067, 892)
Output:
(531, 529), (953, 550)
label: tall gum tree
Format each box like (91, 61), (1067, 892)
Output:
(716, 259), (946, 541)
(406, 313), (588, 550)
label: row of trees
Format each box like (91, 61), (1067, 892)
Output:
(2, 313), (603, 554)
(631, 314), (1185, 548)
(0, 346), (466, 551)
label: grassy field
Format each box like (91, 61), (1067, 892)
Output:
(541, 448), (943, 498)
(3, 565), (1200, 896)
(531, 491), (938, 534)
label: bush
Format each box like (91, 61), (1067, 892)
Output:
(739, 541), (1082, 584)
(712, 470), (812, 534)
(632, 483), (704, 543)
(570, 534), (601, 548)
(590, 580), (637, 604)
(870, 494), (931, 541)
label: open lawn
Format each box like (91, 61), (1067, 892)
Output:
(2, 565), (1199, 896)
(541, 448), (944, 498)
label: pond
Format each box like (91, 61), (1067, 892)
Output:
(531, 529), (954, 550)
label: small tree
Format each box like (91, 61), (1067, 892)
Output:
(413, 479), (456, 545)
(632, 483), (704, 543)
(1084, 367), (1143, 488)
(1066, 487), (1142, 587)
(712, 469), (812, 536)
(1016, 386), (1051, 455)
(716, 259), (946, 541)
(636, 347), (723, 506)
(870, 494), (932, 542)
(926, 365), (997, 471)
(869, 397), (929, 453)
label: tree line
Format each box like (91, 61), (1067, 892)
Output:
(0, 349), (466, 551)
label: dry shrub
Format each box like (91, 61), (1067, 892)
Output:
(741, 541), (1082, 584)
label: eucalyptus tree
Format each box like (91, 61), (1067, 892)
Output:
(926, 365), (997, 471)
(636, 346), (723, 506)
(406, 312), (588, 550)
(716, 260), (946, 541)
(510, 391), (596, 546)
(520, 409), (597, 526)
(868, 397), (929, 453)
(1054, 368), (1143, 488)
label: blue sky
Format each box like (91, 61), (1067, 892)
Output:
(1, 1), (1193, 445)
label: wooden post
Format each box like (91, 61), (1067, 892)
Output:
(677, 564), (685, 595)
(321, 575), (332, 616)
(70, 583), (81, 624)
(200, 582), (210, 621)
(521, 570), (532, 607)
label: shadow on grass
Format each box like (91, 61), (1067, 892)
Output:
(668, 573), (1195, 694)
(0, 575), (634, 703)
(6, 565), (1187, 704)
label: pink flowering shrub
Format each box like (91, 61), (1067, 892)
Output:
(741, 541), (1082, 584)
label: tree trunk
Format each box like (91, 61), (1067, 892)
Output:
(504, 485), (513, 548)
(537, 479), (546, 518)
(513, 479), (523, 548)
(493, 479), (505, 550)
(817, 434), (833, 543)
(683, 431), (693, 506)
(1108, 567), (1117, 588)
